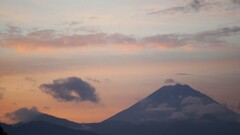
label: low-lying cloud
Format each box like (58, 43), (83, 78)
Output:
(4, 107), (41, 123)
(146, 103), (176, 112)
(171, 96), (228, 120)
(39, 77), (99, 103)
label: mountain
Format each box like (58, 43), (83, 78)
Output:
(90, 84), (240, 135)
(0, 111), (96, 135)
(0, 121), (101, 135)
(32, 113), (89, 130)
(105, 84), (239, 123)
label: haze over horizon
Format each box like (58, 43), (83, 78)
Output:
(0, 0), (240, 124)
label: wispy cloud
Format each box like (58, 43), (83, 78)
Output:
(175, 73), (193, 76)
(25, 77), (37, 86)
(86, 77), (101, 83)
(149, 0), (206, 14)
(39, 77), (99, 103)
(148, 0), (240, 15)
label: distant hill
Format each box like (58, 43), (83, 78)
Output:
(33, 113), (89, 130)
(0, 121), (101, 135)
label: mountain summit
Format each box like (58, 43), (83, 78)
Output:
(105, 84), (239, 123)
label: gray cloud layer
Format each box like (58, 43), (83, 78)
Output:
(39, 77), (99, 103)
(4, 107), (41, 123)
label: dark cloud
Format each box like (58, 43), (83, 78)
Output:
(0, 87), (5, 100)
(39, 77), (99, 103)
(164, 79), (177, 85)
(86, 77), (101, 83)
(175, 73), (193, 76)
(4, 107), (41, 123)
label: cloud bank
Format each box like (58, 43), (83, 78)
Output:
(0, 26), (239, 52)
(39, 77), (99, 103)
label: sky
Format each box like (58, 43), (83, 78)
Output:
(0, 0), (240, 124)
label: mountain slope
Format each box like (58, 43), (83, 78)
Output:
(105, 84), (239, 123)
(33, 113), (88, 130)
(0, 121), (101, 135)
(90, 84), (240, 135)
(92, 119), (240, 135)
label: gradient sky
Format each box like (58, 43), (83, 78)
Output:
(0, 0), (240, 124)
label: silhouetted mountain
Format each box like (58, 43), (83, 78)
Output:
(105, 84), (239, 123)
(91, 84), (240, 135)
(0, 121), (101, 135)
(33, 113), (88, 130)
